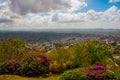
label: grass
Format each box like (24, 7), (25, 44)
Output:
(0, 75), (59, 80)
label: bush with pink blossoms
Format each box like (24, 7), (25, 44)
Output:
(83, 64), (119, 80)
(41, 55), (50, 66)
(0, 57), (20, 75)
(20, 55), (50, 77)
(0, 55), (50, 77)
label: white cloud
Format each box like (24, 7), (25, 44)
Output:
(0, 1), (120, 30)
(104, 6), (120, 22)
(8, 0), (87, 15)
(51, 6), (120, 23)
(109, 0), (120, 3)
(0, 1), (22, 24)
(67, 0), (87, 12)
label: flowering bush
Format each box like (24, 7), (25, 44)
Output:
(20, 55), (50, 77)
(0, 57), (20, 75)
(83, 65), (108, 79)
(83, 64), (118, 80)
(41, 55), (50, 66)
(0, 55), (50, 77)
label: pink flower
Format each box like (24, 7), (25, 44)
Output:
(83, 65), (108, 79)
(41, 55), (50, 64)
(93, 65), (108, 71)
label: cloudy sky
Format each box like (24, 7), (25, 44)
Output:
(0, 0), (120, 30)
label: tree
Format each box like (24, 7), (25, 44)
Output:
(69, 40), (113, 67)
(0, 38), (26, 62)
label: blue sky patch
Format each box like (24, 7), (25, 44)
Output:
(74, 0), (120, 13)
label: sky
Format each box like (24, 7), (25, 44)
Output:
(0, 0), (120, 31)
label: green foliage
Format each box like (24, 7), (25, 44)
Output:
(0, 38), (119, 78)
(69, 40), (113, 67)
(48, 40), (114, 74)
(114, 56), (120, 65)
(82, 65), (120, 80)
(83, 65), (112, 80)
(0, 38), (26, 62)
(19, 55), (50, 77)
(49, 61), (66, 74)
(0, 58), (20, 75)
(60, 65), (120, 80)
(0, 54), (50, 77)
(0, 38), (51, 77)
(110, 66), (120, 75)
(106, 72), (120, 80)
(59, 68), (87, 80)
(48, 48), (73, 74)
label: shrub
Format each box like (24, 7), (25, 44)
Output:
(49, 61), (66, 74)
(20, 55), (50, 77)
(59, 68), (87, 80)
(66, 61), (75, 69)
(69, 40), (113, 67)
(105, 72), (120, 80)
(0, 54), (50, 77)
(48, 48), (70, 74)
(115, 59), (120, 65)
(83, 65), (108, 79)
(0, 57), (20, 75)
(83, 64), (119, 80)
(108, 66), (120, 80)
(41, 55), (50, 66)
(0, 38), (26, 62)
